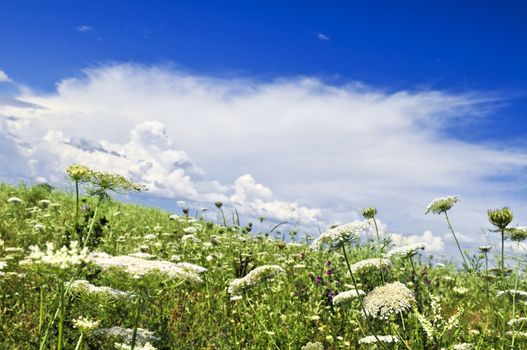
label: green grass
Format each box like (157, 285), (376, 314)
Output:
(0, 181), (526, 349)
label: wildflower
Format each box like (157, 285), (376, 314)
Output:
(66, 164), (92, 182)
(128, 252), (156, 260)
(453, 287), (469, 296)
(509, 226), (527, 242)
(488, 207), (513, 230)
(72, 316), (100, 332)
(425, 196), (459, 214)
(508, 317), (527, 327)
(506, 331), (527, 338)
(181, 234), (201, 243)
(143, 234), (157, 241)
(310, 221), (370, 250)
(230, 295), (243, 301)
(37, 199), (51, 206)
(332, 289), (365, 305)
(349, 258), (390, 274)
(115, 343), (157, 350)
(183, 226), (198, 234)
(7, 197), (22, 204)
(34, 223), (45, 230)
(19, 241), (89, 270)
(174, 262), (207, 274)
(69, 280), (130, 299)
(478, 245), (492, 253)
(94, 326), (157, 345)
(497, 290), (527, 299)
(362, 206), (377, 219)
(358, 335), (399, 344)
(363, 282), (415, 320)
(453, 343), (473, 350)
(385, 243), (426, 258)
(227, 265), (285, 296)
(88, 252), (205, 283)
(301, 341), (324, 350)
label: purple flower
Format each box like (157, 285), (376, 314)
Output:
(326, 269), (333, 276)
(325, 261), (332, 267)
(327, 291), (335, 300)
(315, 276), (323, 284)
(82, 205), (89, 211)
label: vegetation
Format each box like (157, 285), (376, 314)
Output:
(1, 166), (527, 349)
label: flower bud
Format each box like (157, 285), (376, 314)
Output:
(488, 207), (513, 229)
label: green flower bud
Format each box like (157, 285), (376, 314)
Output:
(488, 207), (513, 230)
(362, 206), (377, 219)
(508, 227), (527, 242)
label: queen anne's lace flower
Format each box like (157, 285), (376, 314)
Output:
(19, 241), (89, 270)
(115, 343), (157, 350)
(73, 316), (100, 332)
(453, 343), (473, 350)
(497, 290), (527, 299)
(94, 326), (157, 345)
(332, 289), (365, 305)
(508, 317), (527, 327)
(310, 221), (370, 250)
(227, 265), (285, 296)
(358, 335), (399, 344)
(301, 341), (324, 350)
(385, 243), (426, 258)
(363, 282), (415, 320)
(88, 252), (205, 283)
(69, 279), (130, 299)
(349, 258), (390, 274)
(425, 196), (459, 214)
(7, 197), (22, 204)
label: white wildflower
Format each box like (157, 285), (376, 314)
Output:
(7, 197), (22, 204)
(301, 341), (324, 350)
(358, 335), (399, 344)
(183, 227), (198, 234)
(453, 343), (473, 350)
(508, 317), (527, 327)
(453, 287), (469, 296)
(175, 262), (207, 274)
(332, 289), (365, 305)
(181, 234), (201, 243)
(363, 282), (415, 320)
(349, 258), (390, 274)
(228, 265), (285, 296)
(37, 199), (51, 206)
(89, 252), (205, 283)
(497, 290), (527, 299)
(34, 223), (45, 230)
(70, 280), (130, 299)
(128, 252), (156, 260)
(115, 342), (157, 350)
(425, 195), (459, 214)
(94, 326), (156, 344)
(19, 241), (88, 270)
(385, 243), (426, 258)
(310, 221), (370, 250)
(143, 234), (157, 241)
(72, 316), (100, 332)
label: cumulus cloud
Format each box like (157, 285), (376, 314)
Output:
(2, 63), (527, 253)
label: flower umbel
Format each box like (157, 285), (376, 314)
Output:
(363, 281), (415, 320)
(425, 196), (459, 214)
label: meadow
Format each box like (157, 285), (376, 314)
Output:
(1, 165), (526, 349)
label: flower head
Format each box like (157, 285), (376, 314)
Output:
(310, 221), (370, 250)
(385, 243), (426, 258)
(363, 282), (415, 320)
(66, 164), (92, 182)
(488, 207), (513, 230)
(72, 316), (100, 333)
(227, 265), (285, 296)
(349, 258), (390, 274)
(508, 226), (527, 242)
(425, 196), (459, 214)
(301, 342), (324, 350)
(332, 289), (365, 305)
(478, 245), (492, 253)
(362, 206), (377, 219)
(358, 335), (399, 345)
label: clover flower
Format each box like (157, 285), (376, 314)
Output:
(69, 279), (130, 299)
(88, 252), (205, 283)
(310, 221), (370, 251)
(358, 335), (399, 344)
(332, 289), (365, 305)
(19, 241), (89, 270)
(363, 282), (415, 320)
(300, 342), (324, 350)
(385, 243), (426, 258)
(425, 196), (459, 214)
(72, 316), (100, 332)
(349, 258), (390, 274)
(227, 265), (285, 296)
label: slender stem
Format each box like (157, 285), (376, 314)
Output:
(408, 256), (421, 312)
(57, 283), (65, 350)
(511, 242), (522, 348)
(444, 211), (470, 272)
(484, 252), (489, 298)
(38, 286), (44, 337)
(501, 229), (506, 284)
(131, 297), (142, 350)
(342, 245), (389, 350)
(373, 217), (385, 283)
(74, 332), (84, 350)
(74, 180), (79, 236)
(83, 197), (101, 249)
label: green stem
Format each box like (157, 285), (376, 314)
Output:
(83, 197), (102, 249)
(131, 297), (142, 350)
(38, 286), (44, 337)
(342, 245), (390, 350)
(373, 217), (385, 283)
(511, 242), (522, 348)
(408, 256), (421, 312)
(74, 180), (79, 236)
(57, 283), (65, 350)
(444, 211), (470, 272)
(74, 332), (84, 350)
(501, 228), (506, 284)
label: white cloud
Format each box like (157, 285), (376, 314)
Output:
(389, 230), (445, 254)
(0, 70), (11, 82)
(317, 33), (330, 41)
(2, 63), (527, 253)
(77, 25), (94, 33)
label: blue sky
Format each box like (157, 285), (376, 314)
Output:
(1, 1), (527, 258)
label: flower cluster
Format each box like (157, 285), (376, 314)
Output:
(385, 243), (426, 258)
(72, 316), (100, 332)
(425, 195), (459, 214)
(363, 282), (415, 320)
(19, 241), (89, 270)
(115, 342), (157, 350)
(300, 341), (324, 350)
(69, 279), (130, 299)
(310, 221), (370, 250)
(88, 252), (205, 283)
(358, 335), (399, 344)
(348, 258), (390, 274)
(227, 265), (285, 296)
(94, 326), (157, 345)
(332, 289), (365, 305)
(497, 290), (527, 299)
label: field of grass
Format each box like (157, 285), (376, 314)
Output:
(1, 166), (527, 349)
